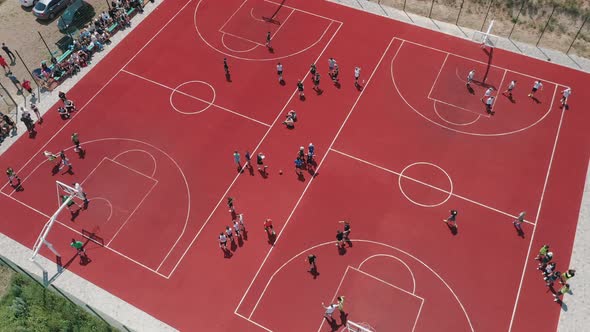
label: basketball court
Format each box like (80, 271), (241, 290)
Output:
(0, 0), (588, 331)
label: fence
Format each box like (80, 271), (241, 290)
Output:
(370, 0), (590, 58)
(0, 254), (132, 331)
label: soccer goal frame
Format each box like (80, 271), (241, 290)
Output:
(30, 181), (80, 286)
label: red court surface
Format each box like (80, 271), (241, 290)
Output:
(0, 0), (589, 331)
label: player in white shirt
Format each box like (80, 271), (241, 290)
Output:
(354, 67), (361, 87)
(466, 70), (475, 87)
(218, 233), (228, 251)
(560, 87), (571, 107)
(528, 80), (543, 98)
(74, 182), (89, 206)
(486, 96), (495, 115)
(276, 62), (283, 83)
(322, 302), (338, 322)
(481, 87), (493, 101)
(503, 80), (517, 99)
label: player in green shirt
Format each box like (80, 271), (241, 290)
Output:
(70, 238), (87, 257)
(535, 244), (550, 261)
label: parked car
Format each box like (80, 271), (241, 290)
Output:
(33, 0), (71, 20)
(57, 0), (93, 33)
(20, 0), (36, 8)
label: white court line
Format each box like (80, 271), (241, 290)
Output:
(427, 53), (448, 100)
(244, 37), (396, 320)
(413, 298), (425, 332)
(107, 180), (158, 246)
(269, 8), (294, 40)
(172, 18), (344, 281)
(490, 69), (507, 113)
(218, 0), (249, 33)
(2, 0), (198, 194)
(234, 312), (272, 332)
(113, 149), (158, 178)
(330, 148), (536, 226)
(352, 266), (424, 300)
(263, 0), (342, 23)
(88, 197), (114, 221)
(121, 70), (271, 127)
(243, 239), (473, 332)
(507, 105), (567, 331)
(358, 254), (417, 294)
(195, 0), (340, 62)
(106, 157), (157, 181)
(219, 31), (266, 47)
(434, 101), (481, 126)
(0, 191), (168, 278)
(391, 39), (562, 137)
(399, 38), (567, 87)
(428, 97), (492, 118)
(221, 33), (259, 53)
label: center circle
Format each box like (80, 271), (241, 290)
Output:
(169, 81), (216, 115)
(398, 162), (453, 207)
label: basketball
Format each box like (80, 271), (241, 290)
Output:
(279, 170), (283, 175)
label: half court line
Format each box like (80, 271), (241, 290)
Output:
(167, 15), (345, 280)
(244, 37), (397, 320)
(329, 148), (536, 226)
(121, 70), (271, 127)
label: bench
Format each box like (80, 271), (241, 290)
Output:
(48, 48), (74, 71)
(107, 22), (119, 34)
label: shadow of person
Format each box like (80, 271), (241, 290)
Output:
(309, 267), (320, 279)
(230, 238), (238, 251)
(513, 224), (525, 238)
(299, 95), (306, 101)
(337, 246), (347, 256)
(339, 311), (348, 326)
(447, 223), (458, 235)
(467, 85), (475, 94)
(225, 73), (232, 82)
(237, 236), (244, 247)
(267, 232), (276, 245)
(532, 96), (541, 104)
(71, 209), (80, 221)
(297, 172), (305, 182)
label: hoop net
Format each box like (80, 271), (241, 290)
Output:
(346, 321), (376, 332)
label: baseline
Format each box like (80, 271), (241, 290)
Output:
(391, 39), (561, 137)
(195, 0), (342, 61)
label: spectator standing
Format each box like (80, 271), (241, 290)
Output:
(1, 43), (15, 63)
(0, 55), (9, 73)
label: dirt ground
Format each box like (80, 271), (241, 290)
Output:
(0, 0), (109, 115)
(375, 0), (590, 57)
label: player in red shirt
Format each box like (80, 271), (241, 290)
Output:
(22, 79), (33, 95)
(264, 218), (275, 236)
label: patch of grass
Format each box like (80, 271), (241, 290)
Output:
(0, 265), (15, 300)
(0, 273), (118, 332)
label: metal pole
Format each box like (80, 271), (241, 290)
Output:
(536, 5), (556, 46)
(508, 0), (527, 39)
(37, 31), (53, 58)
(14, 49), (41, 99)
(481, 0), (494, 31)
(403, 0), (407, 12)
(106, 0), (111, 10)
(567, 15), (589, 54)
(0, 81), (17, 107)
(456, 0), (465, 25)
(428, 0), (435, 18)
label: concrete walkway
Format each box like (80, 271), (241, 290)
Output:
(327, 1), (589, 331)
